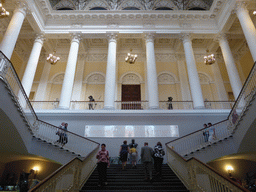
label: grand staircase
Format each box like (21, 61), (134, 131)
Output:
(81, 164), (189, 192)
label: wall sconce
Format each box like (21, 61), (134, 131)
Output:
(253, 11), (256, 15)
(32, 166), (40, 178)
(226, 165), (234, 177)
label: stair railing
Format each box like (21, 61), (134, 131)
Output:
(228, 61), (256, 133)
(0, 51), (101, 190)
(29, 146), (99, 192)
(166, 146), (249, 192)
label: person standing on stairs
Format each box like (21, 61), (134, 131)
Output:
(96, 143), (110, 187)
(119, 140), (130, 170)
(141, 142), (154, 183)
(153, 142), (165, 181)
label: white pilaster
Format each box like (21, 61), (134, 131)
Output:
(217, 34), (243, 99)
(104, 34), (118, 109)
(145, 33), (159, 109)
(71, 54), (86, 102)
(182, 34), (204, 109)
(34, 60), (51, 101)
(0, 2), (27, 59)
(58, 34), (81, 109)
(21, 34), (45, 97)
(176, 54), (192, 102)
(235, 2), (256, 62)
(210, 58), (228, 102)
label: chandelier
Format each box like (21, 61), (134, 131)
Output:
(47, 51), (60, 65)
(0, 2), (9, 18)
(204, 50), (215, 65)
(125, 49), (137, 64)
(253, 11), (256, 15)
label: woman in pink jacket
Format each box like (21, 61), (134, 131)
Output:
(96, 143), (110, 187)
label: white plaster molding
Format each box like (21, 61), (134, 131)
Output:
(50, 72), (65, 84)
(84, 72), (106, 84)
(198, 72), (212, 84)
(119, 71), (143, 84)
(157, 71), (177, 84)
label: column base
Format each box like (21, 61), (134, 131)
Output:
(194, 106), (205, 109)
(103, 106), (115, 110)
(57, 106), (70, 110)
(148, 106), (160, 110)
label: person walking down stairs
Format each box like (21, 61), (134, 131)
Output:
(96, 143), (110, 187)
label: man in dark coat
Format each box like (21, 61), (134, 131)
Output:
(140, 142), (154, 182)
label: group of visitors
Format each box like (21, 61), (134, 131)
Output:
(56, 122), (68, 147)
(203, 122), (216, 143)
(95, 140), (165, 187)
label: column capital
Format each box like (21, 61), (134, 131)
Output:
(234, 1), (249, 13)
(180, 33), (193, 43)
(107, 33), (118, 43)
(14, 1), (29, 17)
(70, 33), (82, 43)
(144, 33), (155, 43)
(214, 33), (228, 42)
(34, 33), (46, 44)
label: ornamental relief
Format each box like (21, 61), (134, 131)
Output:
(122, 73), (141, 84)
(86, 54), (108, 62)
(86, 74), (105, 84)
(198, 73), (210, 84)
(52, 74), (64, 84)
(50, 0), (213, 11)
(158, 73), (175, 84)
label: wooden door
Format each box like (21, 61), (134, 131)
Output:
(122, 85), (141, 109)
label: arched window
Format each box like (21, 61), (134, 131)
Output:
(155, 7), (173, 10)
(90, 7), (107, 10)
(188, 7), (206, 11)
(122, 7), (140, 10)
(57, 7), (74, 10)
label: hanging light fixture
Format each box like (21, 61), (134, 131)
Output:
(125, 49), (137, 64)
(47, 40), (60, 65)
(253, 11), (256, 15)
(0, 1), (9, 18)
(204, 49), (215, 65)
(47, 50), (60, 65)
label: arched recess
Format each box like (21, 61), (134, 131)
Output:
(85, 0), (110, 10)
(119, 72), (144, 103)
(187, 0), (211, 10)
(119, 0), (145, 10)
(157, 72), (178, 101)
(53, 0), (76, 10)
(153, 0), (177, 10)
(47, 73), (65, 102)
(198, 72), (214, 103)
(83, 72), (105, 101)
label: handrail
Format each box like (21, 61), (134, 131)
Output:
(0, 50), (101, 191)
(166, 145), (249, 192)
(29, 146), (100, 192)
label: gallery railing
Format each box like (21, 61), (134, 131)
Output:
(166, 146), (249, 192)
(115, 101), (148, 110)
(70, 100), (104, 110)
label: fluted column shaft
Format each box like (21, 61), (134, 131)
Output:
(104, 34), (117, 109)
(0, 3), (27, 59)
(145, 34), (159, 109)
(59, 34), (81, 109)
(235, 3), (256, 61)
(21, 34), (45, 97)
(218, 35), (242, 99)
(182, 34), (204, 109)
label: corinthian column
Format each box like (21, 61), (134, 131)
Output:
(104, 34), (118, 109)
(0, 2), (27, 59)
(216, 34), (242, 99)
(59, 34), (81, 109)
(235, 2), (256, 62)
(21, 34), (45, 97)
(182, 34), (204, 109)
(145, 33), (159, 109)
